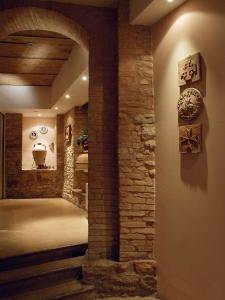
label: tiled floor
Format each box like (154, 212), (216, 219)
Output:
(0, 198), (88, 259)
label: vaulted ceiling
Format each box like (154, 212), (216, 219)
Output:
(0, 31), (75, 86)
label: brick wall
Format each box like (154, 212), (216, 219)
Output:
(118, 0), (156, 262)
(5, 114), (64, 198)
(63, 105), (88, 204)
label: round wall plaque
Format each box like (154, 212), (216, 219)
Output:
(30, 130), (38, 140)
(178, 88), (203, 121)
(40, 126), (48, 134)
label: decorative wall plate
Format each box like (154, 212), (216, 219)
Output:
(178, 88), (203, 121)
(29, 130), (38, 140)
(40, 126), (48, 134)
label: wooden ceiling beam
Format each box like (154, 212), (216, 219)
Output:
(0, 73), (55, 86)
(0, 43), (73, 59)
(2, 35), (75, 46)
(0, 57), (64, 74)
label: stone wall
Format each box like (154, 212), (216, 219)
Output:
(83, 259), (157, 298)
(63, 104), (88, 208)
(118, 0), (156, 262)
(5, 114), (64, 198)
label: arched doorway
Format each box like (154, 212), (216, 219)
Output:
(0, 5), (119, 261)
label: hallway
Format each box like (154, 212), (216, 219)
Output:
(0, 198), (88, 259)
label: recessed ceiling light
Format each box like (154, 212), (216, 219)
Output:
(167, 0), (174, 2)
(37, 113), (41, 117)
(82, 76), (88, 81)
(54, 107), (59, 110)
(65, 94), (70, 99)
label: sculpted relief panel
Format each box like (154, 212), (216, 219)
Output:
(178, 53), (201, 87)
(177, 88), (203, 121)
(179, 124), (201, 154)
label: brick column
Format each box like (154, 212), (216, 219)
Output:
(118, 0), (156, 262)
(88, 13), (119, 260)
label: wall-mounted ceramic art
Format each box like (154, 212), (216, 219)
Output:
(29, 130), (38, 140)
(65, 124), (72, 143)
(179, 124), (201, 154)
(178, 53), (201, 86)
(49, 142), (54, 152)
(178, 88), (203, 121)
(40, 126), (48, 134)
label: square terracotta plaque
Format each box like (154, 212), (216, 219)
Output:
(179, 124), (202, 154)
(178, 53), (201, 86)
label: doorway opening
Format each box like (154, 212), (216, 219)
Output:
(0, 25), (89, 258)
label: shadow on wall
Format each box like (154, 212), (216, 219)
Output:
(180, 56), (209, 192)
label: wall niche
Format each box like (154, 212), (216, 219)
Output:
(22, 117), (57, 170)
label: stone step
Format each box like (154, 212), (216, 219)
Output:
(0, 256), (85, 298)
(96, 296), (159, 300)
(0, 243), (87, 271)
(4, 280), (95, 300)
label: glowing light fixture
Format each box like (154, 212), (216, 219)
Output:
(37, 113), (41, 117)
(65, 94), (70, 99)
(82, 76), (88, 81)
(167, 0), (174, 2)
(54, 107), (59, 110)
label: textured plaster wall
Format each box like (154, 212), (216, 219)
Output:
(152, 0), (225, 299)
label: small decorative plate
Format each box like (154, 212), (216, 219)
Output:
(40, 126), (48, 134)
(30, 130), (38, 140)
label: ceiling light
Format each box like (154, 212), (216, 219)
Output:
(54, 107), (59, 110)
(37, 113), (41, 117)
(65, 94), (70, 99)
(82, 76), (88, 81)
(167, 0), (174, 2)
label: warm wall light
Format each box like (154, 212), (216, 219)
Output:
(167, 0), (174, 2)
(54, 107), (59, 110)
(65, 94), (70, 99)
(37, 113), (41, 117)
(82, 76), (88, 81)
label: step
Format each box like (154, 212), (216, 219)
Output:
(0, 256), (84, 285)
(96, 296), (159, 300)
(0, 243), (87, 271)
(4, 280), (95, 300)
(0, 256), (85, 298)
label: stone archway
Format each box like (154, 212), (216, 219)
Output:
(0, 6), (88, 50)
(0, 5), (119, 261)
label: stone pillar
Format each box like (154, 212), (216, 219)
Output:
(118, 0), (156, 262)
(63, 105), (88, 208)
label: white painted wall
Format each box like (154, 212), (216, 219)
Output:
(22, 117), (57, 170)
(51, 44), (88, 107)
(153, 1), (225, 299)
(0, 86), (51, 109)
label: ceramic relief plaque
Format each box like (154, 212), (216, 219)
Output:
(178, 88), (203, 121)
(179, 124), (201, 154)
(178, 53), (201, 86)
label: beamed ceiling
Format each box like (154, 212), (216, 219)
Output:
(0, 31), (75, 86)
